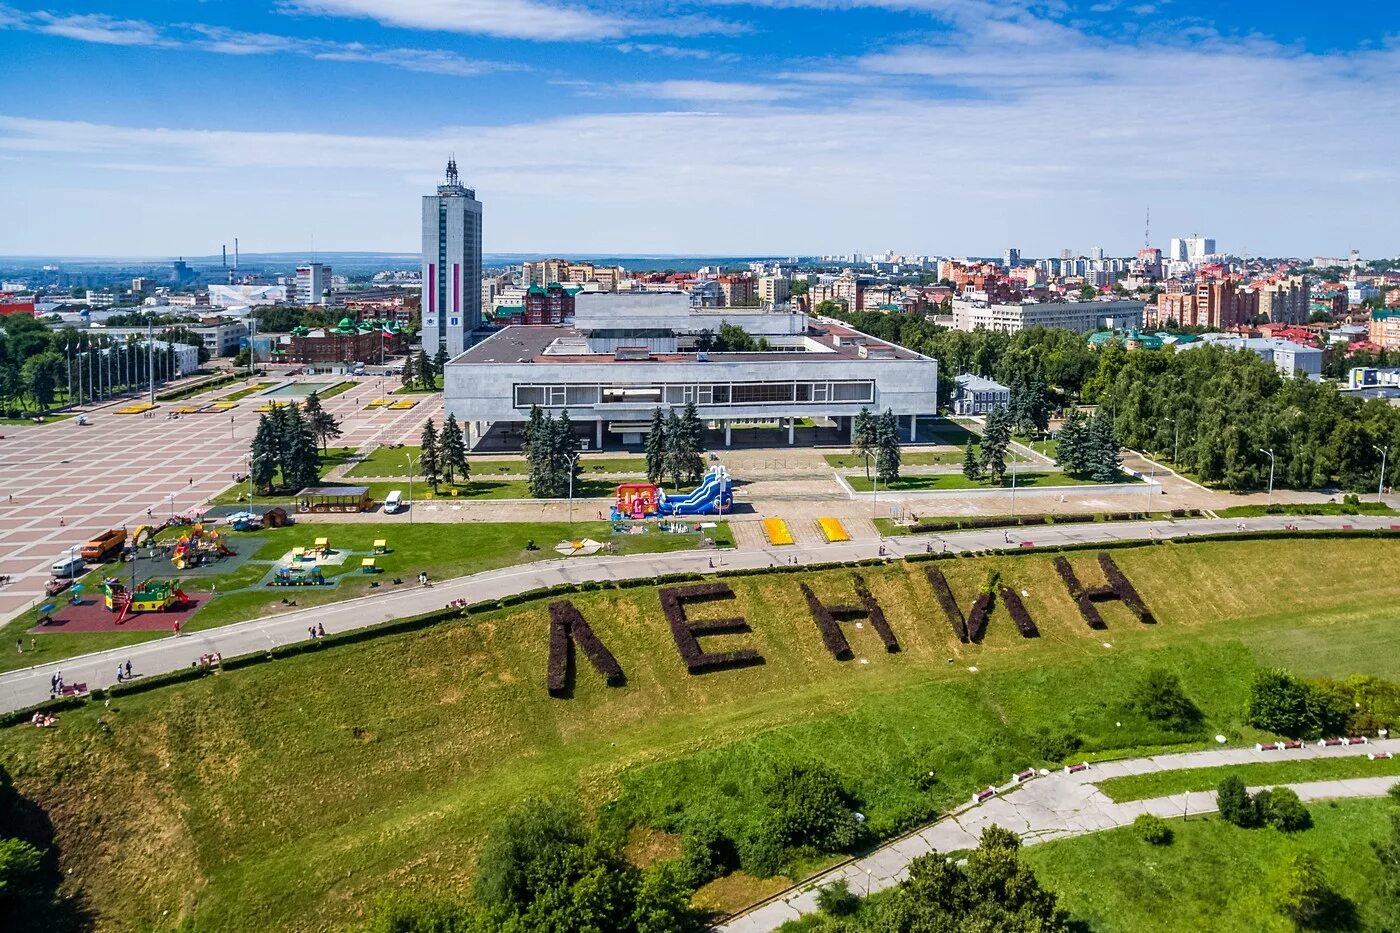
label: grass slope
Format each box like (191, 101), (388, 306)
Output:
(846, 470), (1134, 492)
(1025, 799), (1397, 932)
(3, 539), (1400, 930)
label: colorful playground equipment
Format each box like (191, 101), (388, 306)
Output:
(102, 577), (190, 625)
(171, 524), (235, 570)
(612, 467), (732, 520)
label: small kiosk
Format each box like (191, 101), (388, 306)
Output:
(296, 486), (374, 514)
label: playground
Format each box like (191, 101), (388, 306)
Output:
(611, 466), (733, 521)
(31, 579), (203, 633)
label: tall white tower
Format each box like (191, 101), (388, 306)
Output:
(421, 158), (482, 357)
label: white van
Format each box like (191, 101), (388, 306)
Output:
(383, 490), (404, 514)
(51, 556), (85, 578)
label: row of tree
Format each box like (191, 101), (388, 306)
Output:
(417, 415), (470, 490)
(523, 405), (583, 499)
(249, 400), (327, 494)
(401, 347), (448, 392)
(851, 407), (903, 482)
(1055, 407), (1123, 482)
(644, 404), (706, 488)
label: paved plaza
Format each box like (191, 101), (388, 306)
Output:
(717, 739), (1400, 932)
(0, 374), (439, 622)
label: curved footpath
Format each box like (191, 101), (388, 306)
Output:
(0, 514), (1394, 714)
(716, 738), (1400, 932)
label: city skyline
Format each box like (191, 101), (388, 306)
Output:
(1, 0), (1396, 257)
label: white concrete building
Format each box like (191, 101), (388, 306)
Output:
(952, 374), (1010, 415)
(444, 304), (937, 450)
(421, 158), (483, 357)
(1185, 335), (1323, 378)
(208, 284), (288, 308)
(951, 298), (1144, 334)
(295, 263), (331, 305)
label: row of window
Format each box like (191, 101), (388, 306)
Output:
(513, 381), (875, 409)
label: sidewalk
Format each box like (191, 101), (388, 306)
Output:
(0, 515), (1393, 714)
(715, 739), (1400, 932)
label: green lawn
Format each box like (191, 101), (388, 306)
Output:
(1024, 799), (1398, 932)
(846, 470), (1138, 492)
(392, 374), (444, 394)
(219, 381), (277, 402)
(1096, 755), (1400, 802)
(874, 510), (1191, 535)
(1216, 501), (1397, 519)
(313, 381), (355, 401)
(825, 451), (964, 469)
(4, 539), (1400, 929)
(347, 446), (647, 479)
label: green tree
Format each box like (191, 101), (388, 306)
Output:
(432, 347), (448, 386)
(278, 402), (321, 491)
(551, 410), (583, 498)
(527, 410), (556, 499)
(1271, 851), (1344, 931)
(1056, 407), (1091, 476)
(676, 402), (706, 485)
(662, 409), (688, 489)
(1257, 787), (1311, 832)
(249, 414), (279, 493)
(416, 349), (433, 391)
(523, 404), (546, 460)
(980, 405), (1012, 483)
(1125, 669), (1203, 733)
(400, 353), (416, 391)
(0, 836), (44, 922)
(1088, 409), (1122, 482)
(20, 352), (61, 411)
(1217, 775), (1259, 828)
(851, 408), (878, 479)
(420, 419), (441, 491)
(875, 409), (902, 483)
(644, 407), (667, 484)
(302, 391), (342, 453)
(1247, 669), (1350, 739)
(961, 439), (981, 481)
(440, 413), (468, 486)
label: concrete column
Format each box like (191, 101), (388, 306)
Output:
(849, 416), (856, 441)
(909, 414), (917, 442)
(725, 421), (732, 447)
(788, 417), (795, 445)
(596, 418), (604, 450)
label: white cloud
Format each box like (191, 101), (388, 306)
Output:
(0, 11), (512, 77)
(615, 43), (739, 63)
(616, 79), (798, 102)
(282, 0), (742, 41)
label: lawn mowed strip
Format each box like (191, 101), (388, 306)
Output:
(1095, 755), (1400, 802)
(3, 538), (1399, 929)
(347, 446), (647, 478)
(1216, 501), (1397, 518)
(1024, 799), (1397, 933)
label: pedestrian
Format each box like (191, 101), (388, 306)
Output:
(172, 619), (181, 637)
(308, 625), (316, 640)
(30, 637), (36, 652)
(59, 517), (65, 527)
(1003, 531), (1011, 543)
(116, 666), (124, 684)
(15, 637), (21, 654)
(188, 477), (193, 486)
(316, 622), (325, 638)
(124, 659), (132, 679)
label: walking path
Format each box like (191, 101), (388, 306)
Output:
(716, 739), (1400, 932)
(1, 514), (1394, 715)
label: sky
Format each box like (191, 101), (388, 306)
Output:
(0, 0), (1396, 258)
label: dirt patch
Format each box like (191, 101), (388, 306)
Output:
(622, 825), (682, 869)
(693, 870), (795, 917)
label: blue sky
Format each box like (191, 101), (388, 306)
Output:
(0, 0), (1395, 257)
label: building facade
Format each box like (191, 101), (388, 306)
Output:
(1372, 309), (1400, 349)
(758, 275), (791, 308)
(421, 158), (483, 358)
(1255, 276), (1311, 325)
(283, 319), (405, 364)
(952, 374), (1010, 415)
(295, 263), (331, 306)
(524, 283), (577, 325)
(951, 298), (1144, 334)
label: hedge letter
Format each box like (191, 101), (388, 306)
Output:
(800, 575), (899, 661)
(658, 583), (764, 674)
(1053, 553), (1155, 630)
(923, 567), (1038, 643)
(546, 600), (624, 697)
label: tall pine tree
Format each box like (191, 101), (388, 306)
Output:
(528, 411), (556, 498)
(677, 402), (706, 484)
(400, 353), (416, 391)
(415, 349), (433, 391)
(875, 408), (902, 483)
(644, 407), (667, 484)
(1056, 407), (1091, 476)
(552, 411), (582, 498)
(962, 439), (981, 481)
(980, 406), (1011, 483)
(441, 413), (469, 485)
(852, 407), (878, 479)
(420, 418), (441, 491)
(662, 409), (687, 488)
(249, 414), (278, 493)
(432, 348), (448, 387)
(523, 405), (546, 459)
(1088, 409), (1122, 482)
(302, 391), (342, 453)
(279, 402), (320, 492)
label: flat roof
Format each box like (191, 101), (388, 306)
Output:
(298, 486), (369, 497)
(452, 321), (929, 366)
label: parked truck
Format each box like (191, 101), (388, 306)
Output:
(80, 528), (127, 562)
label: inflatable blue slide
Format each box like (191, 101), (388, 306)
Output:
(657, 466), (732, 515)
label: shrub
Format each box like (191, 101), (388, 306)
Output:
(1217, 775), (1259, 828)
(1246, 669), (1350, 739)
(365, 892), (473, 933)
(965, 591), (994, 643)
(678, 824), (738, 887)
(853, 575), (900, 652)
(761, 763), (864, 859)
(1134, 813), (1173, 845)
(1258, 787), (1312, 832)
(1271, 851), (1348, 931)
(1029, 727), (1082, 764)
(1126, 669), (1203, 733)
(473, 797), (588, 910)
(546, 601), (624, 696)
(1054, 556), (1106, 630)
(816, 878), (861, 917)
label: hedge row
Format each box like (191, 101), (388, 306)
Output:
(1054, 556), (1107, 630)
(907, 508), (1206, 535)
(1097, 553), (1155, 624)
(923, 566), (968, 643)
(155, 371), (241, 402)
(965, 591), (994, 643)
(999, 587), (1040, 638)
(852, 575), (900, 653)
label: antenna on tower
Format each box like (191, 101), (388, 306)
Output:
(234, 237), (239, 271)
(222, 244), (227, 269)
(1144, 206), (1150, 249)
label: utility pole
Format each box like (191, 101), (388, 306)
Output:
(147, 317), (155, 405)
(1258, 448), (1276, 506)
(1376, 445), (1390, 498)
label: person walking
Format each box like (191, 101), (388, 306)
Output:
(124, 659), (132, 679)
(15, 638), (21, 654)
(172, 619), (181, 637)
(116, 666), (124, 684)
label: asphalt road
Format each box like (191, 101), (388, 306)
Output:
(0, 514), (1393, 715)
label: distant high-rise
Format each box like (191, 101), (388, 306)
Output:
(421, 158), (483, 357)
(1089, 246), (1104, 261)
(1187, 237), (1216, 263)
(295, 262), (331, 305)
(1168, 238), (1188, 262)
(1003, 248), (1020, 268)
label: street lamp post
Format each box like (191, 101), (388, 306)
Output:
(405, 453), (419, 525)
(1376, 445), (1390, 498)
(567, 453), (581, 523)
(1258, 447), (1276, 506)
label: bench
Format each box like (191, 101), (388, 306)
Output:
(59, 682), (88, 698)
(1019, 541), (1034, 548)
(1013, 769), (1036, 784)
(1065, 762), (1090, 774)
(974, 787), (997, 804)
(1370, 752), (1394, 760)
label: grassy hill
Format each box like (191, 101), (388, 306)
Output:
(4, 537), (1400, 930)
